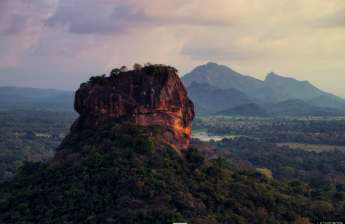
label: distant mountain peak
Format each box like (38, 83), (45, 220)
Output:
(182, 63), (345, 110)
(193, 62), (235, 73)
(182, 62), (262, 90)
(266, 72), (294, 81)
(265, 72), (310, 84)
(267, 71), (278, 77)
(206, 62), (218, 66)
(266, 72), (284, 79)
(204, 62), (236, 70)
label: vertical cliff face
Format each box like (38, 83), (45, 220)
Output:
(70, 65), (194, 151)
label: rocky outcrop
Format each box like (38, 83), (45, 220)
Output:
(64, 65), (194, 151)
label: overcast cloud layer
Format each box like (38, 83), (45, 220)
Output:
(0, 0), (344, 96)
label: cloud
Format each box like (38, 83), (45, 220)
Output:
(0, 0), (58, 67)
(313, 9), (345, 28)
(47, 1), (148, 34)
(0, 0), (57, 35)
(181, 46), (262, 61)
(0, 0), (344, 97)
(46, 0), (234, 35)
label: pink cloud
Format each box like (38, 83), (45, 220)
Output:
(0, 0), (58, 68)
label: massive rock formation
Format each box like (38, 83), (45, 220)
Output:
(64, 65), (194, 152)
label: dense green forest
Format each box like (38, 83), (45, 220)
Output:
(1, 122), (344, 223)
(0, 110), (75, 181)
(2, 113), (345, 222)
(193, 116), (345, 195)
(206, 137), (345, 190)
(193, 116), (345, 145)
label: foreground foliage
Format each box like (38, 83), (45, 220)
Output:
(1, 123), (344, 223)
(0, 110), (75, 182)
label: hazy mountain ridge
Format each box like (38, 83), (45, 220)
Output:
(269, 99), (345, 116)
(1, 62), (344, 116)
(188, 82), (254, 114)
(208, 100), (345, 117)
(216, 103), (269, 117)
(182, 62), (345, 116)
(182, 62), (264, 90)
(0, 86), (74, 111)
(264, 72), (334, 101)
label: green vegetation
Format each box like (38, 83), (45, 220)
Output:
(210, 138), (345, 204)
(1, 123), (345, 223)
(85, 63), (178, 86)
(0, 110), (75, 182)
(256, 168), (273, 179)
(193, 116), (345, 145)
(277, 143), (345, 153)
(190, 115), (345, 222)
(2, 111), (345, 223)
(194, 116), (345, 192)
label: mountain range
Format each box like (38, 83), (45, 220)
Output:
(182, 62), (345, 116)
(1, 62), (344, 117)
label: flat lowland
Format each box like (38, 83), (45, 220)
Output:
(277, 142), (345, 153)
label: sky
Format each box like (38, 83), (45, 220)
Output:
(0, 0), (344, 96)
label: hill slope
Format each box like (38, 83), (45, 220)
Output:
(270, 99), (345, 116)
(217, 103), (269, 117)
(182, 63), (345, 115)
(188, 82), (253, 114)
(1, 122), (342, 223)
(307, 95), (345, 109)
(182, 62), (263, 91)
(264, 72), (326, 100)
(264, 73), (345, 108)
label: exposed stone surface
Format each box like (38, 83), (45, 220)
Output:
(65, 65), (194, 151)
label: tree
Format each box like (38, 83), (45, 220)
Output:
(256, 167), (273, 179)
(110, 68), (121, 77)
(25, 131), (35, 140)
(89, 74), (106, 85)
(133, 63), (142, 71)
(120, 66), (127, 72)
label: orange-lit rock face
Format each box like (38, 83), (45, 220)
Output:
(73, 66), (194, 150)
